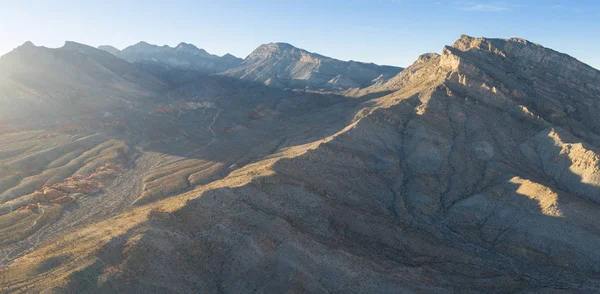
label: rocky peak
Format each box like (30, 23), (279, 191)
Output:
(221, 53), (243, 64)
(62, 41), (96, 52)
(1, 41), (48, 64)
(98, 45), (121, 56)
(507, 37), (539, 46)
(452, 34), (490, 51)
(417, 53), (440, 64)
(222, 53), (238, 59)
(20, 41), (36, 49)
(446, 35), (600, 86)
(175, 42), (210, 56)
(123, 41), (161, 54)
(176, 42), (195, 49)
(265, 42), (296, 50)
(247, 42), (310, 60)
(225, 42), (402, 90)
(8, 41), (38, 54)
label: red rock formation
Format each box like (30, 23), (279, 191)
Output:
(32, 191), (47, 202)
(31, 162), (119, 204)
(51, 196), (73, 204)
(42, 188), (66, 202)
(17, 203), (39, 211)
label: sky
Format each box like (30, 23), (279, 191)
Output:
(0, 0), (599, 69)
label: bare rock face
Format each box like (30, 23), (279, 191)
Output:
(219, 42), (403, 90)
(521, 127), (600, 203)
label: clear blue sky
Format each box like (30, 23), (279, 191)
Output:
(1, 0), (599, 69)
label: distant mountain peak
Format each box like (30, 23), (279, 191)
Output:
(10, 41), (37, 53)
(0, 41), (38, 61)
(125, 41), (159, 52)
(268, 42), (295, 48)
(174, 42), (210, 56)
(255, 42), (302, 53)
(221, 53), (243, 63)
(98, 45), (121, 56)
(222, 53), (237, 58)
(98, 45), (119, 50)
(222, 42), (403, 90)
(176, 42), (197, 49)
(62, 41), (93, 50)
(21, 41), (36, 48)
(247, 42), (324, 62)
(105, 41), (243, 74)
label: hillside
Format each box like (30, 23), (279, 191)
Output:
(219, 42), (403, 90)
(0, 41), (166, 123)
(2, 35), (600, 292)
(0, 40), (358, 288)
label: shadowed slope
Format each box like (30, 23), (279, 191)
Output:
(0, 41), (166, 122)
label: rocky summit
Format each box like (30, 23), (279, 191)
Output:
(219, 42), (403, 90)
(1, 35), (600, 293)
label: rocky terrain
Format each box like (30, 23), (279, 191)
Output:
(100, 42), (243, 75)
(219, 42), (403, 90)
(1, 35), (600, 293)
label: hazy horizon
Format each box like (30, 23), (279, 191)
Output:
(1, 0), (600, 69)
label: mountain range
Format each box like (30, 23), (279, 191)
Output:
(100, 42), (243, 75)
(99, 41), (403, 90)
(1, 35), (600, 293)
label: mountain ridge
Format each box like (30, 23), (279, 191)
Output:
(98, 41), (243, 74)
(219, 42), (403, 90)
(0, 40), (165, 121)
(2, 35), (600, 292)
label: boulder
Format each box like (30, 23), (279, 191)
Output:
(89, 171), (117, 181)
(51, 196), (73, 204)
(32, 191), (47, 202)
(54, 184), (81, 193)
(17, 203), (39, 211)
(43, 188), (66, 202)
(149, 209), (171, 220)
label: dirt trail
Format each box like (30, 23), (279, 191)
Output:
(186, 108), (221, 156)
